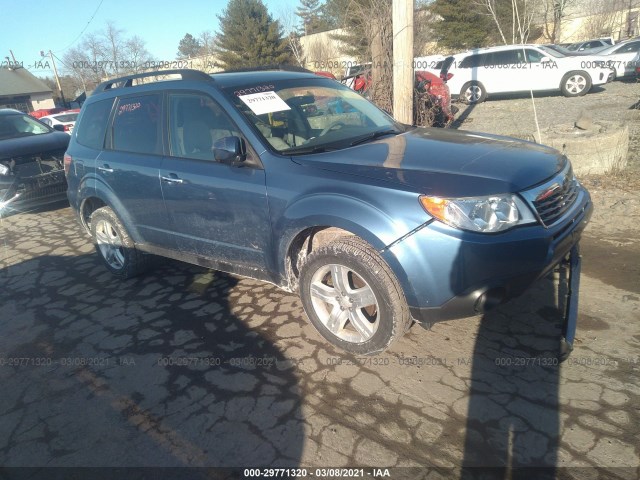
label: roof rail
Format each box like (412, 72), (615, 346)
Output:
(93, 69), (214, 94)
(219, 65), (314, 74)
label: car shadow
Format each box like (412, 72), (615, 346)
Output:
(459, 270), (567, 479)
(0, 252), (304, 472)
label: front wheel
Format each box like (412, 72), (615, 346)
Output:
(299, 237), (411, 355)
(460, 81), (487, 104)
(561, 71), (592, 97)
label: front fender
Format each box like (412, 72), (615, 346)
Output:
(273, 192), (423, 285)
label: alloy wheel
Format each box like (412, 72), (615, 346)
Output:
(309, 263), (380, 343)
(94, 219), (125, 270)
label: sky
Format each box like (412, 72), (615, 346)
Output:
(0, 0), (300, 78)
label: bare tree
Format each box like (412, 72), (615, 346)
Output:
(475, 0), (509, 44)
(305, 38), (339, 72)
(474, 0), (540, 44)
(125, 35), (151, 74)
(62, 22), (154, 85)
(336, 0), (393, 113)
(104, 21), (124, 75)
(581, 0), (625, 39)
(542, 0), (575, 43)
(279, 8), (306, 67)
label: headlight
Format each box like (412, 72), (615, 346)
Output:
(420, 194), (537, 233)
(0, 163), (9, 176)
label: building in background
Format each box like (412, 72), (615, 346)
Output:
(0, 67), (55, 112)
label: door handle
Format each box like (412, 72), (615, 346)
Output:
(98, 164), (114, 173)
(161, 174), (184, 184)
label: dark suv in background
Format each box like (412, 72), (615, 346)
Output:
(66, 69), (592, 355)
(0, 109), (69, 216)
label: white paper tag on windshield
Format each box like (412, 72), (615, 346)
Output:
(238, 91), (291, 116)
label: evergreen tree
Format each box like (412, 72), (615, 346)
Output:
(296, 0), (332, 35)
(215, 0), (292, 69)
(177, 33), (202, 58)
(430, 0), (492, 50)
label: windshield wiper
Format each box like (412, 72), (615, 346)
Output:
(350, 129), (401, 146)
(286, 146), (334, 155)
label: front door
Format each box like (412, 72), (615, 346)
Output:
(160, 92), (271, 275)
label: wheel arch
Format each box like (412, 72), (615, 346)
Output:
(276, 196), (410, 292)
(79, 179), (142, 243)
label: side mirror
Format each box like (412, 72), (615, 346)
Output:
(52, 124), (65, 132)
(540, 56), (551, 63)
(213, 136), (246, 166)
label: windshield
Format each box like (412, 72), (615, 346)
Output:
(0, 113), (52, 140)
(224, 78), (401, 154)
(539, 45), (565, 58)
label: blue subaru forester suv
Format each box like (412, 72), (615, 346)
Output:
(65, 69), (592, 355)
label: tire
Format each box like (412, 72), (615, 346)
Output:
(460, 81), (487, 104)
(299, 236), (411, 355)
(90, 206), (150, 278)
(561, 71), (592, 97)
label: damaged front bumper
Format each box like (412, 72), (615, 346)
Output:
(0, 170), (67, 216)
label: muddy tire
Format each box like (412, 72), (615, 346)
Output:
(90, 206), (150, 278)
(299, 236), (411, 355)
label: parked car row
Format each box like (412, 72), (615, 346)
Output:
(413, 37), (640, 104)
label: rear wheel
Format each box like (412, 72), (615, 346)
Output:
(561, 71), (592, 97)
(90, 206), (150, 278)
(460, 81), (487, 104)
(299, 237), (411, 355)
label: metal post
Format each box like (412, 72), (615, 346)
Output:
(47, 50), (66, 108)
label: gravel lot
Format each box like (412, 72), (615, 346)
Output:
(0, 81), (638, 476)
(452, 80), (640, 172)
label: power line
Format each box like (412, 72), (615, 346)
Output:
(54, 0), (105, 53)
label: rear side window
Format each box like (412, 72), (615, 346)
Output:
(76, 99), (114, 149)
(111, 94), (162, 155)
(459, 54), (486, 68)
(615, 42), (640, 54)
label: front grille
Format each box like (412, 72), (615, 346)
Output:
(18, 182), (67, 202)
(531, 167), (579, 227)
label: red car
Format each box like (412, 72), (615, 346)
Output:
(340, 66), (455, 127)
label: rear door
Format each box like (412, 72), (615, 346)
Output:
(95, 92), (171, 246)
(159, 91), (271, 273)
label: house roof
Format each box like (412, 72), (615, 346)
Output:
(0, 67), (52, 96)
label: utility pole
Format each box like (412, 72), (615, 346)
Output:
(392, 0), (414, 125)
(42, 50), (66, 108)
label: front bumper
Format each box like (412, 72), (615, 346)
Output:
(384, 187), (592, 324)
(0, 172), (67, 216)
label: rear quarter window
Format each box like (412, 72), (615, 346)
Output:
(76, 99), (115, 149)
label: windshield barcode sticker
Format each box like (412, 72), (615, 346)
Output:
(238, 91), (291, 116)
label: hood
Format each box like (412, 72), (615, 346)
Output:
(293, 128), (566, 197)
(0, 131), (70, 161)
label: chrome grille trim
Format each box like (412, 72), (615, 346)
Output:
(520, 162), (580, 228)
